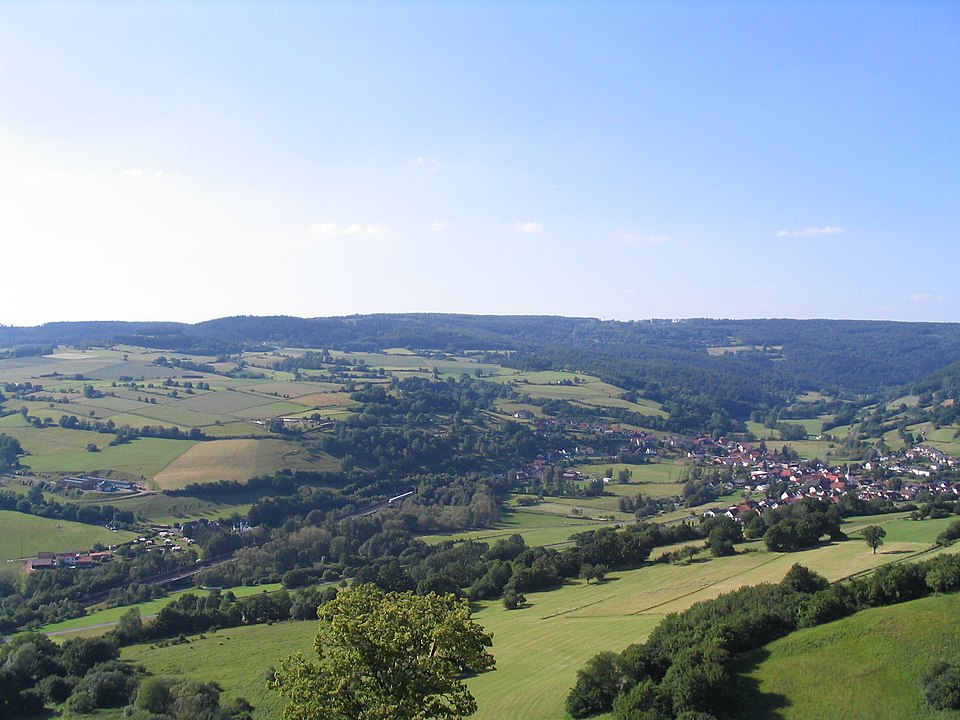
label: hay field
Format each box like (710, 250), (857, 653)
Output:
(153, 439), (260, 489)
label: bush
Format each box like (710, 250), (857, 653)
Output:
(65, 691), (97, 714)
(921, 661), (960, 709)
(566, 651), (629, 718)
(502, 588), (525, 610)
(936, 519), (960, 546)
(38, 674), (72, 703)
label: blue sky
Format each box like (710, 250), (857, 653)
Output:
(1, 1), (957, 325)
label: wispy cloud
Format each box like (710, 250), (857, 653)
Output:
(308, 222), (389, 237)
(775, 225), (844, 238)
(515, 221), (543, 234)
(413, 156), (442, 171)
(617, 229), (670, 245)
(909, 293), (945, 303)
(122, 168), (183, 182)
(431, 221), (450, 233)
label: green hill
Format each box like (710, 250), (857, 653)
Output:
(737, 592), (960, 720)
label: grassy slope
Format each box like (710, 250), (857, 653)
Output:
(121, 515), (958, 720)
(0, 510), (138, 561)
(34, 584), (284, 638)
(737, 592), (960, 720)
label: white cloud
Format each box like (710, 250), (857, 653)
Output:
(152, 170), (184, 182)
(617, 229), (670, 245)
(909, 293), (945, 303)
(413, 156), (442, 171)
(308, 222), (389, 237)
(516, 221), (544, 234)
(431, 221), (450, 233)
(122, 168), (144, 179)
(775, 225), (845, 238)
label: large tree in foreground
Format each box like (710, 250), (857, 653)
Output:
(271, 584), (495, 720)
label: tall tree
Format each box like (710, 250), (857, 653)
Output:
(272, 584), (494, 720)
(862, 525), (887, 554)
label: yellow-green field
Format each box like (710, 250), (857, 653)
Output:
(153, 439), (261, 488)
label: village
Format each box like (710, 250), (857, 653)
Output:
(525, 416), (960, 522)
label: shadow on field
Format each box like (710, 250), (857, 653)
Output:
(734, 648), (790, 720)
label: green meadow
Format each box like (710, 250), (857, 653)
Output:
(419, 506), (620, 547)
(737, 592), (960, 720)
(19, 435), (195, 480)
(0, 510), (138, 561)
(72, 489), (256, 525)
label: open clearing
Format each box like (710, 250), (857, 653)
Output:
(0, 510), (138, 561)
(737, 592), (960, 720)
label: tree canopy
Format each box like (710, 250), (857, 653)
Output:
(862, 525), (887, 554)
(272, 584), (494, 720)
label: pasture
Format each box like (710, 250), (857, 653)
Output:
(737, 592), (960, 720)
(119, 512), (957, 720)
(486, 370), (667, 419)
(0, 510), (138, 561)
(420, 506), (620, 547)
(71, 489), (256, 525)
(18, 434), (195, 480)
(33, 583), (284, 639)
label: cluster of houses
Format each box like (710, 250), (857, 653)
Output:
(522, 415), (960, 519)
(27, 550), (113, 571)
(58, 476), (142, 493)
(131, 528), (190, 552)
(697, 439), (960, 521)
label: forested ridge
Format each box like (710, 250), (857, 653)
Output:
(3, 315), (960, 423)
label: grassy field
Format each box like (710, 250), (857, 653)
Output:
(19, 434), (196, 480)
(737, 592), (960, 720)
(118, 512), (958, 720)
(71, 490), (256, 525)
(0, 510), (138, 561)
(486, 370), (667, 419)
(420, 506), (621, 547)
(33, 583), (284, 639)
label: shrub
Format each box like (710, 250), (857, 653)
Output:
(921, 661), (960, 710)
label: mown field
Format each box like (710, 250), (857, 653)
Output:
(0, 510), (138, 561)
(116, 513), (958, 720)
(151, 435), (333, 489)
(419, 505), (623, 547)
(737, 592), (960, 720)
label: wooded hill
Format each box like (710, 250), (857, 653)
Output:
(3, 316), (960, 432)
